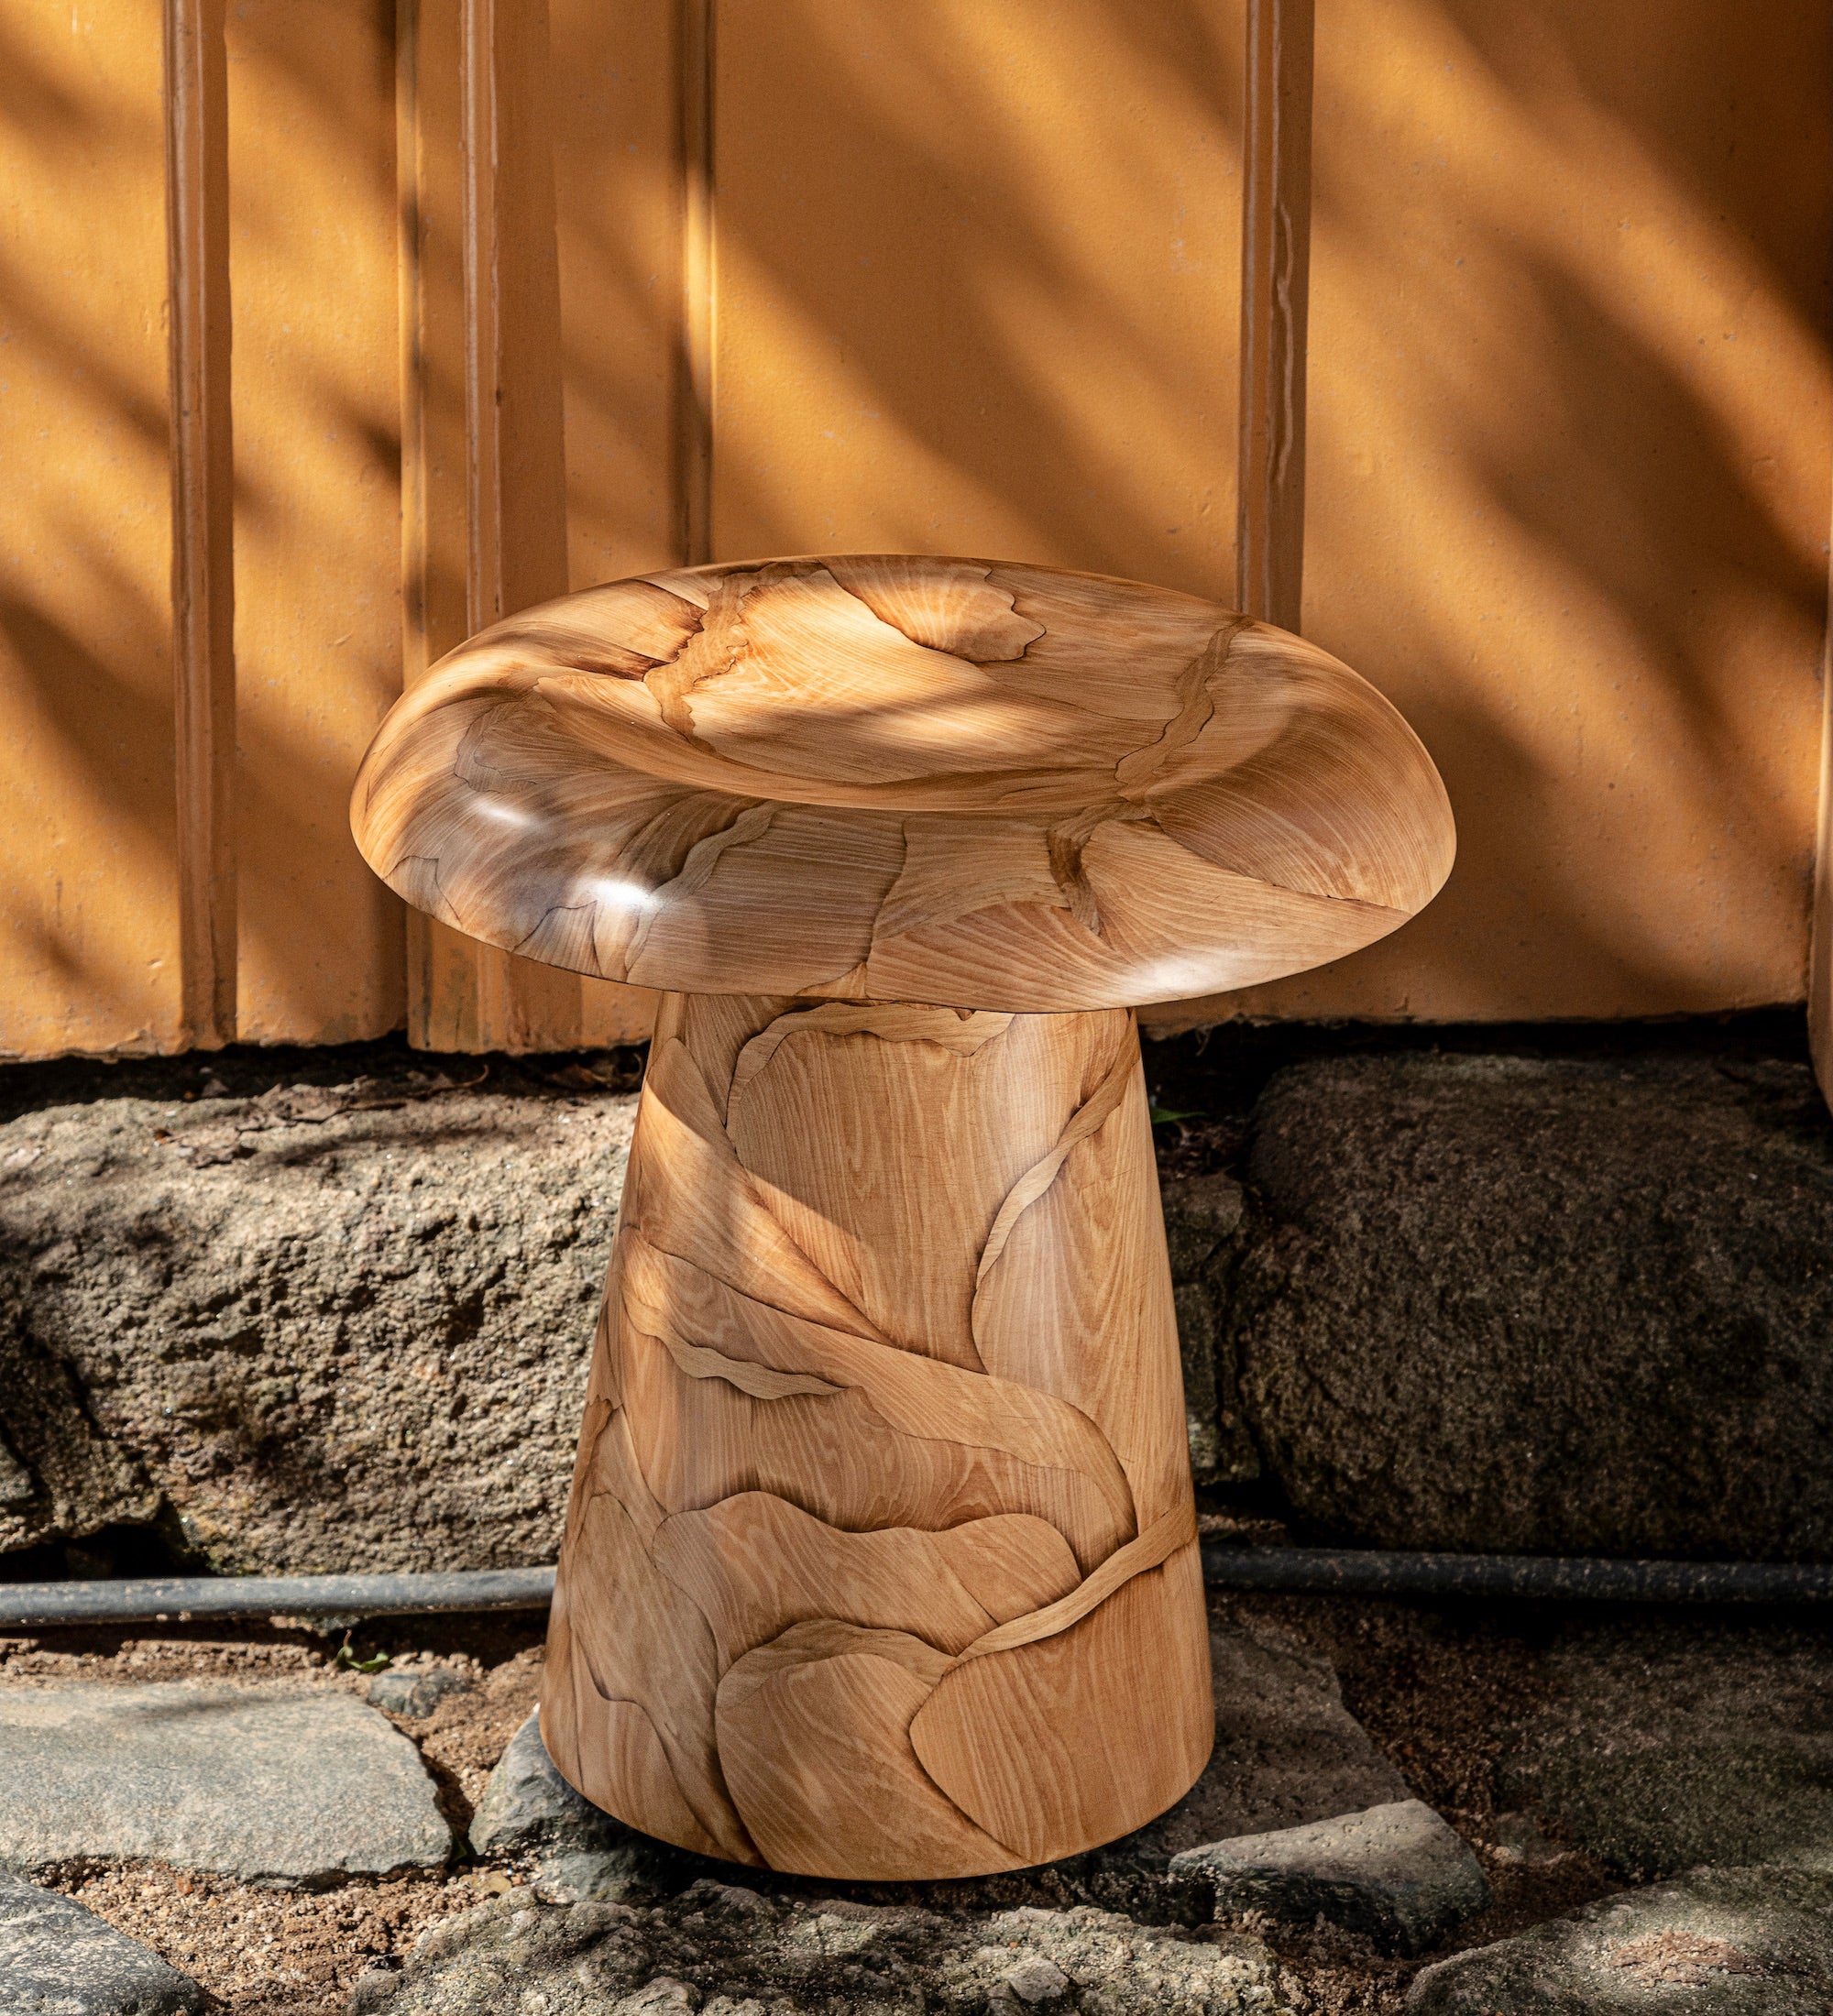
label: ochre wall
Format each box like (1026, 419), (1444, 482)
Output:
(1202, 0), (1833, 1026)
(0, 1), (1828, 1057)
(1, 3), (182, 1057)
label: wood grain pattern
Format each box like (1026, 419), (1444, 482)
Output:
(539, 995), (1212, 1877)
(1236, 0), (1314, 632)
(351, 554), (1455, 1013)
(353, 550), (1454, 1874)
(163, 0), (237, 1047)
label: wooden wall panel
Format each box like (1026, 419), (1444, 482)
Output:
(710, 0), (1246, 604)
(0, 3), (182, 1059)
(548, 0), (677, 1045)
(225, 0), (405, 1046)
(551, 0), (683, 595)
(3, 3), (1830, 1057)
(1169, 0), (1833, 1028)
(399, 0), (653, 1050)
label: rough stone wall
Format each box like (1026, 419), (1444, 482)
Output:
(0, 1072), (632, 1574)
(1214, 1050), (1833, 1560)
(4, 1033), (1831, 1573)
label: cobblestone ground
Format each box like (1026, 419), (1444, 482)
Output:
(0, 1588), (1644, 2016)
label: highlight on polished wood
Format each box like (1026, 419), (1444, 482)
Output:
(349, 554), (1455, 1014)
(349, 553), (1454, 1878)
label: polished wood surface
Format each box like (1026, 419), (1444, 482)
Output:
(350, 554), (1455, 1013)
(539, 994), (1212, 1877)
(354, 548), (1451, 1874)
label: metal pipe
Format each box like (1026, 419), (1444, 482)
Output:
(4, 1548), (1830, 1632)
(1200, 1542), (1833, 1603)
(0, 1567), (556, 1629)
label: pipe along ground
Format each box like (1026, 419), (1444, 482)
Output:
(0, 1549), (1830, 1630)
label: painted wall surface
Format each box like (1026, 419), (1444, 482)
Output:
(0, 3), (182, 1057)
(0, 1), (1828, 1057)
(225, 0), (404, 1046)
(710, 0), (1245, 600)
(1190, 0), (1833, 1027)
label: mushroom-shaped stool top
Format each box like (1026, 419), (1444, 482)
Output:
(351, 554), (1454, 1012)
(347, 556), (1455, 1882)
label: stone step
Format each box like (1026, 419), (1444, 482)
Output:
(0, 1682), (451, 1884)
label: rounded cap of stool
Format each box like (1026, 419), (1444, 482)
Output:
(350, 555), (1454, 1012)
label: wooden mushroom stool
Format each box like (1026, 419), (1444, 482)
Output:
(350, 555), (1454, 1879)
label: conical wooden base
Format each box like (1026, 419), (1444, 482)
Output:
(539, 992), (1212, 1879)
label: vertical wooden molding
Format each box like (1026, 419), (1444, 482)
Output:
(396, 0), (583, 1050)
(1810, 512), (1833, 1109)
(1235, 0), (1313, 632)
(676, 0), (715, 566)
(459, 0), (507, 634)
(163, 0), (236, 1047)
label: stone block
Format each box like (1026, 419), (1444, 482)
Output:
(0, 1069), (634, 1573)
(0, 1682), (450, 1884)
(0, 1871), (204, 2015)
(1171, 1799), (1490, 1956)
(1230, 1052), (1833, 1557)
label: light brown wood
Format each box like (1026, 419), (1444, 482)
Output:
(540, 993), (1209, 1876)
(164, 0), (237, 1047)
(1236, 0), (1313, 632)
(350, 554), (1454, 1013)
(352, 551), (1453, 1876)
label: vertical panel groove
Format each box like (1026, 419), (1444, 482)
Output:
(396, 0), (435, 1042)
(1810, 520), (1833, 1108)
(1235, 0), (1313, 631)
(677, 0), (715, 565)
(460, 0), (506, 634)
(162, 0), (236, 1046)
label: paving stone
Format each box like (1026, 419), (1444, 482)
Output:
(1498, 1625), (1833, 1877)
(0, 1869), (204, 2015)
(346, 1879), (1286, 2016)
(1170, 1800), (1490, 1956)
(1407, 1866), (1833, 2012)
(0, 1682), (451, 1884)
(368, 1667), (473, 1720)
(1077, 1616), (1412, 1911)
